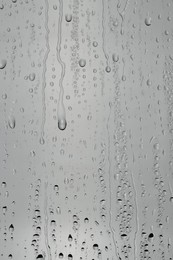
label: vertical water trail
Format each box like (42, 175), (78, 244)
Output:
(117, 0), (130, 35)
(107, 102), (120, 259)
(102, 0), (109, 65)
(56, 0), (67, 131)
(130, 170), (139, 260)
(40, 0), (50, 143)
(44, 181), (52, 260)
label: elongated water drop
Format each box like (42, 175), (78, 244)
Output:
(0, 59), (7, 69)
(8, 115), (15, 129)
(58, 118), (67, 131)
(57, 88), (67, 130)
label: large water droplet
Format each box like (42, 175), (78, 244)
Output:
(145, 17), (152, 26)
(112, 54), (119, 62)
(58, 118), (67, 131)
(65, 14), (72, 22)
(79, 59), (86, 67)
(0, 59), (7, 69)
(36, 254), (44, 259)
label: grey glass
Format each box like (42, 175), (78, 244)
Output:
(0, 0), (173, 259)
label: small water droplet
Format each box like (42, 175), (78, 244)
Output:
(2, 93), (7, 99)
(59, 253), (64, 259)
(56, 206), (61, 214)
(29, 72), (36, 81)
(9, 224), (14, 232)
(39, 136), (45, 145)
(8, 116), (15, 129)
(105, 66), (111, 73)
(93, 41), (98, 47)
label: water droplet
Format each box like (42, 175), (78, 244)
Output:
(2, 93), (7, 99)
(58, 118), (67, 131)
(65, 14), (72, 22)
(2, 182), (7, 188)
(93, 41), (98, 47)
(170, 196), (173, 203)
(68, 234), (73, 242)
(84, 217), (89, 223)
(59, 253), (64, 259)
(0, 59), (7, 69)
(122, 75), (126, 81)
(9, 224), (14, 232)
(8, 116), (15, 129)
(56, 207), (61, 214)
(148, 232), (154, 242)
(105, 66), (111, 73)
(147, 79), (152, 86)
(93, 244), (99, 250)
(112, 54), (119, 62)
(54, 185), (59, 191)
(36, 254), (44, 259)
(79, 59), (86, 67)
(145, 17), (152, 26)
(68, 254), (73, 260)
(39, 136), (45, 145)
(2, 206), (7, 214)
(29, 72), (36, 81)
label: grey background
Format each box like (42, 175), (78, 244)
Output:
(0, 0), (173, 259)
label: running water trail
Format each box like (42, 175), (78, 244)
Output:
(130, 170), (139, 260)
(40, 0), (50, 144)
(102, 0), (109, 65)
(117, 0), (130, 35)
(44, 181), (52, 260)
(107, 102), (120, 259)
(56, 0), (67, 131)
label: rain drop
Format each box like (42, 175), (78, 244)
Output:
(145, 17), (152, 26)
(0, 59), (7, 69)
(79, 59), (86, 67)
(8, 116), (15, 129)
(105, 66), (111, 73)
(112, 54), (119, 62)
(65, 14), (72, 22)
(58, 118), (67, 131)
(29, 72), (36, 81)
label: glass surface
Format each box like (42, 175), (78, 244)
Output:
(0, 0), (173, 259)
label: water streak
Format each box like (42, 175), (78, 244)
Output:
(44, 181), (52, 260)
(56, 0), (67, 131)
(41, 0), (50, 143)
(117, 0), (130, 35)
(107, 102), (120, 259)
(102, 0), (109, 64)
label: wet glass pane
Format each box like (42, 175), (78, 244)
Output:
(0, 0), (173, 259)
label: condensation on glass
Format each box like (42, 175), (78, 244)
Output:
(0, 0), (173, 259)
